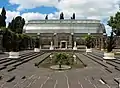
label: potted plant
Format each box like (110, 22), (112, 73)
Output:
(103, 32), (116, 59)
(1, 28), (20, 58)
(34, 37), (40, 52)
(84, 34), (94, 53)
(8, 33), (21, 58)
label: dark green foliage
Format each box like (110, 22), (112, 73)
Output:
(8, 16), (25, 34)
(2, 28), (21, 52)
(72, 13), (75, 19)
(106, 32), (116, 52)
(45, 15), (48, 20)
(0, 7), (33, 51)
(55, 53), (70, 67)
(10, 34), (21, 52)
(1, 27), (33, 52)
(19, 34), (30, 50)
(0, 7), (6, 28)
(85, 35), (94, 48)
(60, 12), (64, 19)
(2, 28), (13, 52)
(19, 34), (35, 50)
(108, 12), (120, 36)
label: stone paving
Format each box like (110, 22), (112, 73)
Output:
(0, 50), (119, 88)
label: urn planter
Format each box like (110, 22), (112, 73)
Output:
(50, 46), (54, 50)
(73, 46), (77, 50)
(103, 52), (116, 60)
(86, 48), (92, 53)
(8, 52), (20, 59)
(34, 48), (40, 52)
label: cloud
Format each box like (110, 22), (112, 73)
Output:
(8, 0), (120, 21)
(6, 10), (20, 23)
(105, 25), (112, 36)
(21, 12), (45, 21)
(9, 0), (58, 11)
(4, 0), (120, 34)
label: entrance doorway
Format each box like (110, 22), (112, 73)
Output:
(60, 41), (67, 49)
(62, 42), (66, 48)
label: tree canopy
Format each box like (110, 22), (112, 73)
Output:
(0, 7), (6, 28)
(84, 35), (94, 48)
(45, 15), (48, 20)
(8, 16), (25, 34)
(60, 12), (64, 19)
(106, 32), (116, 52)
(107, 11), (120, 36)
(72, 13), (75, 19)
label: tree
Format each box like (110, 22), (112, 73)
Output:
(45, 15), (48, 20)
(0, 7), (6, 28)
(60, 12), (64, 19)
(106, 32), (116, 52)
(8, 16), (25, 34)
(2, 28), (14, 51)
(55, 53), (69, 68)
(108, 12), (120, 36)
(72, 13), (75, 19)
(0, 15), (2, 27)
(84, 35), (94, 48)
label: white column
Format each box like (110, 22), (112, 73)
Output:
(66, 41), (67, 49)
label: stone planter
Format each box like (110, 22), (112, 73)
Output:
(73, 41), (77, 50)
(8, 52), (20, 59)
(50, 46), (54, 50)
(34, 48), (40, 52)
(73, 46), (77, 50)
(50, 65), (71, 70)
(86, 48), (92, 53)
(103, 52), (116, 59)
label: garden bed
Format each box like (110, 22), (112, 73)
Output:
(37, 52), (85, 69)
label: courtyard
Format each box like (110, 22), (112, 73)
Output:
(0, 49), (119, 88)
(0, 5), (120, 88)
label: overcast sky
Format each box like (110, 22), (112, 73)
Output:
(0, 0), (120, 35)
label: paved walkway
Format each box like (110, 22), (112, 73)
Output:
(0, 51), (119, 88)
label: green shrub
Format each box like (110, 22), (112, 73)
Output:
(54, 53), (71, 66)
(84, 35), (94, 48)
(106, 32), (116, 52)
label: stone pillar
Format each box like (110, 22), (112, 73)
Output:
(98, 38), (101, 49)
(66, 41), (67, 49)
(54, 33), (58, 49)
(69, 34), (72, 49)
(39, 34), (41, 49)
(95, 38), (98, 48)
(71, 33), (74, 48)
(101, 36), (104, 51)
